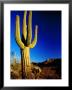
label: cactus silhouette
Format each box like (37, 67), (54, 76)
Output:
(15, 11), (38, 79)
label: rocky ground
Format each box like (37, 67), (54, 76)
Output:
(11, 58), (61, 79)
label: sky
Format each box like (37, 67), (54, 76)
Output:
(10, 11), (61, 63)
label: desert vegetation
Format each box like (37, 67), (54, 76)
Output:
(11, 58), (61, 79)
(11, 11), (61, 79)
(15, 11), (38, 79)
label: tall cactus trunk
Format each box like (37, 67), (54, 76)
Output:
(15, 11), (38, 79)
(21, 47), (31, 79)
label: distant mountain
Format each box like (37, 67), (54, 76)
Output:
(32, 58), (61, 67)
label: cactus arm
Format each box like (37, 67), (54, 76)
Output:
(29, 25), (38, 48)
(23, 11), (27, 40)
(15, 15), (24, 49)
(27, 11), (32, 45)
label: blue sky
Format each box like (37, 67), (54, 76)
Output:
(10, 11), (61, 63)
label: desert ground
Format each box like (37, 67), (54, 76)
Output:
(11, 58), (61, 79)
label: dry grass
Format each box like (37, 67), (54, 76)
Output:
(10, 59), (61, 79)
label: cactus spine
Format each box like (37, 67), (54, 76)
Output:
(15, 11), (38, 79)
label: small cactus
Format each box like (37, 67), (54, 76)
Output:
(13, 58), (16, 66)
(15, 11), (38, 79)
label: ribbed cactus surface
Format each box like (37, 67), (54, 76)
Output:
(15, 11), (38, 79)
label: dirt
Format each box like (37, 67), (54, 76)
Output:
(10, 58), (61, 79)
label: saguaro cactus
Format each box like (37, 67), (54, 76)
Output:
(15, 11), (38, 79)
